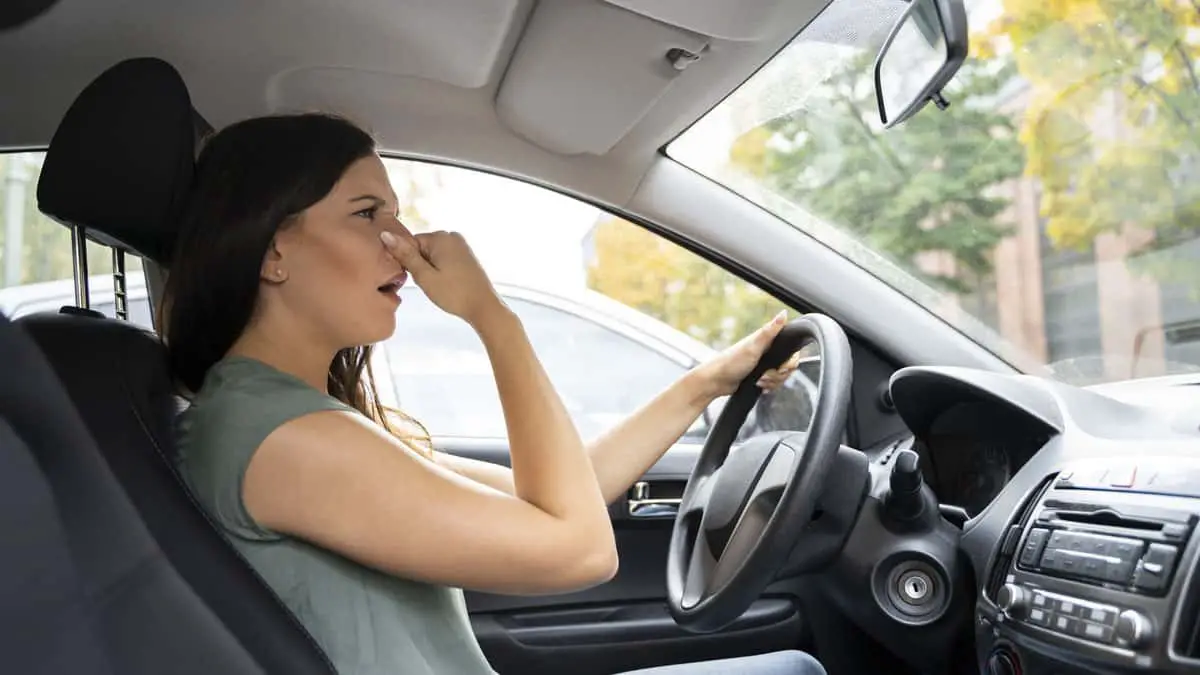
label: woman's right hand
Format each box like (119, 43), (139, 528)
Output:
(381, 230), (506, 328)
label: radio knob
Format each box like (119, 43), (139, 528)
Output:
(996, 584), (1027, 619)
(1115, 610), (1153, 649)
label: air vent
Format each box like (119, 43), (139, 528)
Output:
(985, 476), (1055, 603)
(1173, 554), (1200, 659)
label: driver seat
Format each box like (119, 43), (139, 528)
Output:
(13, 58), (336, 674)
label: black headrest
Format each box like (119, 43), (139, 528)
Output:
(37, 58), (198, 264)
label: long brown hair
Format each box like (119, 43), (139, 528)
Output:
(162, 113), (431, 453)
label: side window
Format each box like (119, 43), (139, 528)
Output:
(382, 292), (695, 441)
(382, 290), (502, 438)
(0, 152), (146, 321)
(508, 298), (692, 441)
(379, 158), (812, 442)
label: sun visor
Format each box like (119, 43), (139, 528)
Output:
(495, 0), (707, 156)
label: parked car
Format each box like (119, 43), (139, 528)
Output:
(0, 274), (155, 326)
(0, 274), (817, 442)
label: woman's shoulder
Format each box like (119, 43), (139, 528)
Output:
(188, 357), (349, 414)
(177, 356), (355, 540)
(177, 356), (353, 473)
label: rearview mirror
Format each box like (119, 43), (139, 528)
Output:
(873, 0), (968, 128)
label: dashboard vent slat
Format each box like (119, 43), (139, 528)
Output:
(985, 475), (1055, 603)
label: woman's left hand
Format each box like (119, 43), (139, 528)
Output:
(697, 311), (803, 398)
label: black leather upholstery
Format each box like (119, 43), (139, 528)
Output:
(17, 313), (336, 673)
(0, 313), (265, 674)
(14, 57), (337, 674)
(37, 57), (196, 263)
(0, 419), (113, 675)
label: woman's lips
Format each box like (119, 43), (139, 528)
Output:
(377, 270), (408, 304)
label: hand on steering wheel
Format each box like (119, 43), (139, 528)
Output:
(667, 314), (853, 632)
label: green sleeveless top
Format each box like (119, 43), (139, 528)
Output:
(176, 356), (495, 675)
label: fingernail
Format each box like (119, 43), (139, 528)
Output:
(380, 231), (397, 246)
(774, 310), (787, 324)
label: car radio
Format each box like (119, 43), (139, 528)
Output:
(1017, 498), (1190, 596)
(981, 458), (1200, 673)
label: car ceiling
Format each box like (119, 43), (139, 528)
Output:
(0, 0), (840, 207)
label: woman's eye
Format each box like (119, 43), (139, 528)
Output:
(354, 206), (378, 220)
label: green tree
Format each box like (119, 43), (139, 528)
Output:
(730, 52), (1025, 295)
(586, 216), (789, 348)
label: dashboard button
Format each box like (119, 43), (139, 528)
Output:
(1111, 539), (1142, 561)
(1104, 563), (1132, 584)
(1047, 530), (1071, 550)
(1019, 529), (1049, 567)
(1075, 620), (1114, 643)
(1086, 606), (1114, 625)
(1133, 544), (1178, 592)
(1163, 522), (1189, 540)
(1056, 599), (1076, 615)
(1031, 592), (1048, 608)
(1052, 614), (1079, 634)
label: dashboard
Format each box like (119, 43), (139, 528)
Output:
(879, 366), (1200, 675)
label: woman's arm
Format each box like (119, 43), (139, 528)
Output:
(440, 313), (799, 504)
(437, 368), (715, 503)
(242, 231), (617, 595)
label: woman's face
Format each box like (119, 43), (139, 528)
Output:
(264, 153), (414, 349)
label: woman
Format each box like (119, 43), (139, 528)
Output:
(167, 113), (825, 675)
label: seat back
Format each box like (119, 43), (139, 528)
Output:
(18, 58), (336, 674)
(0, 312), (264, 674)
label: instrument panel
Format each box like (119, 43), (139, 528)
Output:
(913, 400), (1050, 517)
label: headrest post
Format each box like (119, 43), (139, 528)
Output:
(112, 248), (128, 321)
(70, 225), (90, 309)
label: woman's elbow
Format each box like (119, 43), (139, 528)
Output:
(586, 541), (620, 585)
(551, 538), (619, 592)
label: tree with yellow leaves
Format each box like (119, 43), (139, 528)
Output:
(585, 216), (789, 349)
(977, 0), (1200, 281)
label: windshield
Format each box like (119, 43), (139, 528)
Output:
(669, 0), (1200, 385)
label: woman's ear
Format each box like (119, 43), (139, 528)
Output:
(260, 241), (289, 284)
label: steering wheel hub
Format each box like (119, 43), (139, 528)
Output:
(701, 435), (788, 538)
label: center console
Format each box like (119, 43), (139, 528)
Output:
(976, 458), (1200, 674)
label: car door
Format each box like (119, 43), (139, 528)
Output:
(377, 288), (815, 675)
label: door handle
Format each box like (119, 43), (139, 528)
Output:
(628, 481), (680, 518)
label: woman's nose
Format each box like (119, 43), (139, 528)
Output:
(382, 215), (414, 239)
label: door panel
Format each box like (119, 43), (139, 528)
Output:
(473, 599), (801, 675)
(438, 437), (809, 675)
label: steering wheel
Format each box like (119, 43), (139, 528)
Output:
(667, 314), (853, 632)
